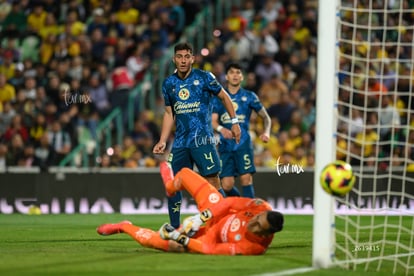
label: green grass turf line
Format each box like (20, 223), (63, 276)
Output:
(0, 214), (411, 276)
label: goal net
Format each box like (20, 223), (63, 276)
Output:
(313, 0), (414, 275)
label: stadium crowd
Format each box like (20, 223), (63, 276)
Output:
(0, 0), (412, 171)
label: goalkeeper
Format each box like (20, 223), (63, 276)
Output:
(97, 162), (284, 255)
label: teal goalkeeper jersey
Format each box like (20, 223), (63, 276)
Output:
(162, 68), (223, 148)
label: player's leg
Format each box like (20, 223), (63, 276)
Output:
(166, 149), (192, 229)
(191, 144), (226, 196)
(160, 162), (224, 211)
(97, 221), (184, 252)
(235, 148), (256, 198)
(173, 167), (224, 210)
(240, 173), (254, 198)
(219, 151), (241, 197)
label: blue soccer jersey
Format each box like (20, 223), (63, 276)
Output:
(213, 87), (263, 152)
(162, 68), (223, 148)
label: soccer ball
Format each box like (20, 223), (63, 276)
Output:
(320, 160), (356, 196)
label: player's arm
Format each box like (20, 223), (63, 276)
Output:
(216, 89), (241, 143)
(212, 112), (233, 139)
(160, 223), (267, 255)
(153, 106), (174, 154)
(257, 107), (271, 143)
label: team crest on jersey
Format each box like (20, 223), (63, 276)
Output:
(230, 218), (241, 232)
(241, 96), (247, 102)
(208, 193), (220, 204)
(193, 80), (200, 86)
(178, 88), (190, 100)
(232, 101), (239, 111)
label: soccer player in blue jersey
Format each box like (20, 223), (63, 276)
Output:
(212, 63), (271, 198)
(153, 42), (241, 229)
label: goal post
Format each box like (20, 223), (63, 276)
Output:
(312, 0), (338, 269)
(313, 0), (414, 274)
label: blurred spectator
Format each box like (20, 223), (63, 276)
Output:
(0, 142), (7, 170)
(29, 113), (47, 143)
(87, 73), (111, 117)
(254, 53), (282, 86)
(0, 101), (16, 135)
(1, 1), (27, 38)
(260, 0), (282, 23)
(22, 76), (37, 100)
(99, 153), (113, 168)
(250, 24), (279, 58)
(0, 50), (16, 80)
(120, 135), (136, 161)
(58, 112), (77, 148)
(267, 91), (295, 131)
(126, 44), (149, 83)
(33, 132), (57, 169)
(210, 60), (227, 85)
(68, 56), (83, 81)
(47, 120), (72, 163)
(9, 62), (25, 88)
(224, 30), (252, 67)
(90, 28), (108, 63)
(2, 114), (29, 143)
(291, 17), (311, 46)
(285, 109), (307, 134)
(223, 6), (247, 34)
(109, 66), (134, 122)
(17, 143), (36, 167)
(39, 12), (63, 40)
(240, 0), (256, 24)
(141, 17), (169, 59)
(258, 73), (288, 108)
(109, 144), (125, 167)
(27, 3), (48, 34)
(0, 73), (16, 110)
(116, 0), (139, 26)
(378, 94), (401, 139)
(64, 10), (86, 37)
(244, 72), (260, 92)
(87, 8), (109, 36)
(168, 0), (186, 41)
(76, 90), (99, 140)
(6, 133), (24, 165)
(40, 34), (58, 64)
(348, 109), (364, 137)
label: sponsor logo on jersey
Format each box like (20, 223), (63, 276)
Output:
(173, 101), (201, 114)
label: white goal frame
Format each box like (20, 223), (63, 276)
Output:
(312, 0), (338, 268)
(312, 1), (414, 273)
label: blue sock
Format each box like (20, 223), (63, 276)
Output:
(167, 191), (182, 228)
(218, 188), (226, 197)
(242, 184), (255, 198)
(226, 186), (241, 197)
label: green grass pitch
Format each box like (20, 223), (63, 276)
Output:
(0, 214), (409, 275)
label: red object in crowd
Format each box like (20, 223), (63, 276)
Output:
(111, 67), (135, 91)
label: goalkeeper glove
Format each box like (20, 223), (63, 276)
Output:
(182, 209), (212, 237)
(159, 223), (189, 246)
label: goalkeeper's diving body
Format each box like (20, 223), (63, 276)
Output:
(97, 162), (284, 255)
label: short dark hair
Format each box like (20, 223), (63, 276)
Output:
(174, 42), (193, 54)
(225, 62), (242, 73)
(267, 211), (284, 233)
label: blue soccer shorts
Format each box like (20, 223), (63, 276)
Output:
(169, 144), (221, 176)
(219, 147), (256, 178)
